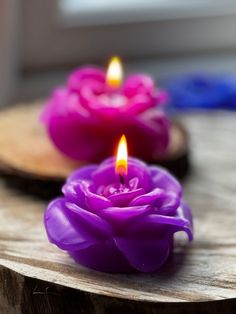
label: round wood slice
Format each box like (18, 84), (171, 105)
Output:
(0, 102), (189, 199)
(0, 112), (236, 313)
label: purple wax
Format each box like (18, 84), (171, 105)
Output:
(44, 157), (193, 273)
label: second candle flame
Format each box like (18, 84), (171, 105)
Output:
(115, 134), (128, 176)
(106, 56), (123, 89)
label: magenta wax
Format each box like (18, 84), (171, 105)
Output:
(40, 67), (170, 162)
(44, 157), (193, 273)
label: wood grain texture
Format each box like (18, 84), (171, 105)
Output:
(0, 103), (189, 199)
(0, 111), (236, 313)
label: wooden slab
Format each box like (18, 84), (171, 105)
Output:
(0, 112), (236, 313)
(0, 103), (189, 198)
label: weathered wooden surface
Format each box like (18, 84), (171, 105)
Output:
(0, 104), (189, 199)
(0, 111), (236, 313)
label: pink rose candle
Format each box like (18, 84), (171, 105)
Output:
(41, 57), (170, 162)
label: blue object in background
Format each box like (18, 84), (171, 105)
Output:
(165, 74), (236, 111)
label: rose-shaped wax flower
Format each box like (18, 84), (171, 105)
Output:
(41, 59), (170, 162)
(44, 157), (193, 273)
(166, 74), (236, 110)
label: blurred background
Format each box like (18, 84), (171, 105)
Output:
(1, 0), (236, 106)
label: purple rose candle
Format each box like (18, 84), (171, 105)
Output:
(41, 57), (170, 162)
(44, 135), (193, 273)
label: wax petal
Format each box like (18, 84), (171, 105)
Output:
(150, 166), (182, 195)
(158, 192), (180, 216)
(43, 90), (113, 161)
(123, 74), (155, 98)
(67, 67), (105, 92)
(43, 90), (91, 119)
(100, 205), (151, 227)
(108, 188), (144, 207)
(130, 188), (165, 206)
(67, 165), (97, 183)
(62, 180), (87, 209)
(79, 181), (113, 211)
(156, 209), (193, 238)
(177, 202), (193, 240)
(44, 198), (99, 251)
(40, 88), (68, 124)
(122, 95), (154, 115)
(91, 158), (120, 186)
(126, 205), (193, 240)
(80, 85), (120, 117)
(134, 110), (170, 157)
(130, 189), (179, 216)
(113, 111), (169, 162)
(66, 202), (114, 238)
(70, 239), (133, 273)
(48, 115), (107, 160)
(63, 177), (113, 212)
(115, 237), (170, 272)
(80, 86), (123, 118)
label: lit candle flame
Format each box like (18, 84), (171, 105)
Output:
(106, 56), (123, 88)
(115, 134), (128, 177)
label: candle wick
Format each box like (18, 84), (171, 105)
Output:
(119, 174), (124, 185)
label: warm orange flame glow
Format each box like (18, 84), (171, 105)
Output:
(106, 56), (123, 88)
(115, 134), (128, 176)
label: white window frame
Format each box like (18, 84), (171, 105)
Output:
(20, 0), (236, 71)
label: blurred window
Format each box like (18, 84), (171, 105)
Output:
(22, 0), (236, 70)
(58, 0), (234, 25)
(58, 0), (231, 25)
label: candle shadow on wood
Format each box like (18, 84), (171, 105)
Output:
(0, 171), (63, 200)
